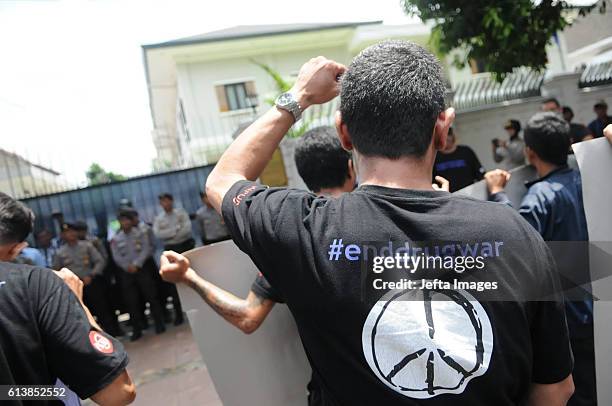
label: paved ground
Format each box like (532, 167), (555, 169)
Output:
(86, 323), (222, 406)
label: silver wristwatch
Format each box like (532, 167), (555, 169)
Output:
(275, 92), (302, 122)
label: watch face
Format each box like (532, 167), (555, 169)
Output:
(277, 93), (293, 106)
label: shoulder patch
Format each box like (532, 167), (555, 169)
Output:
(89, 331), (114, 354)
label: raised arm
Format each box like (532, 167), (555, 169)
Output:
(159, 251), (274, 334)
(205, 57), (346, 213)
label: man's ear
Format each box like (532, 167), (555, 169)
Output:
(433, 108), (455, 151)
(347, 159), (356, 185)
(7, 241), (28, 261)
(335, 111), (353, 151)
(524, 146), (536, 164)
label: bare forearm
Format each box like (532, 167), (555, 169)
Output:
(527, 376), (574, 406)
(206, 107), (294, 212)
(185, 271), (256, 329)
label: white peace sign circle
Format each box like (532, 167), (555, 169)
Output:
(362, 288), (494, 399)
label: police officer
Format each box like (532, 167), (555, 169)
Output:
(53, 222), (121, 337)
(153, 193), (188, 325)
(74, 220), (109, 261)
(111, 209), (165, 341)
(153, 193), (194, 252)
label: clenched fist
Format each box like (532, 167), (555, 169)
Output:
(485, 169), (511, 194)
(292, 56), (347, 110)
(159, 251), (196, 284)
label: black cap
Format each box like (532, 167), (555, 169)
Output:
(117, 208), (137, 220)
(73, 220), (88, 231)
(503, 119), (521, 133)
(61, 222), (78, 231)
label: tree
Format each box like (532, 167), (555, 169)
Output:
(402, 0), (608, 79)
(86, 163), (126, 185)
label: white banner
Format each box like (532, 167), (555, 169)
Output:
(573, 138), (612, 406)
(453, 164), (536, 206)
(179, 241), (311, 406)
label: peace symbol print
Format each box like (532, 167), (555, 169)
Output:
(362, 288), (493, 399)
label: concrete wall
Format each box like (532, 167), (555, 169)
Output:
(453, 74), (612, 171)
(280, 73), (612, 187)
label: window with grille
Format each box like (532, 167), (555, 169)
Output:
(215, 81), (257, 112)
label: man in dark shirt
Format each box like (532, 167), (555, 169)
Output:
(204, 42), (574, 405)
(160, 125), (355, 406)
(433, 127), (484, 192)
(562, 106), (593, 144)
(588, 100), (612, 139)
(0, 192), (135, 405)
(486, 112), (594, 406)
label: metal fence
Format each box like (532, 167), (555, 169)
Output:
(21, 164), (214, 241)
(452, 69), (545, 111)
(580, 60), (612, 88)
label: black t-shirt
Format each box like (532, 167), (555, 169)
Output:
(568, 123), (591, 144)
(0, 263), (129, 405)
(222, 180), (572, 406)
(251, 272), (284, 303)
(433, 145), (484, 192)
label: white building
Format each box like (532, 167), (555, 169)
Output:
(143, 15), (612, 180)
(0, 149), (68, 199)
(142, 21), (432, 171)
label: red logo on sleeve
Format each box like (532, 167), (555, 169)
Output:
(89, 331), (114, 354)
(232, 185), (258, 206)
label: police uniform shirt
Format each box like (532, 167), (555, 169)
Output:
(196, 205), (230, 242)
(110, 228), (152, 271)
(53, 241), (105, 279)
(138, 222), (156, 253)
(0, 263), (128, 404)
(222, 180), (573, 406)
(153, 208), (193, 245)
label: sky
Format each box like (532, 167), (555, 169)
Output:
(0, 0), (417, 185)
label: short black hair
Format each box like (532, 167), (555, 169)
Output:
(542, 98), (561, 108)
(117, 208), (136, 220)
(0, 193), (34, 245)
(294, 127), (351, 192)
(73, 220), (88, 231)
(199, 191), (206, 199)
(562, 106), (574, 117)
(158, 193), (173, 200)
(524, 112), (570, 166)
(340, 40), (445, 159)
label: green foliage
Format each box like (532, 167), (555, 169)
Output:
(402, 0), (607, 80)
(86, 163), (126, 185)
(251, 60), (314, 137)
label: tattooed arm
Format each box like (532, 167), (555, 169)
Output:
(186, 275), (275, 334)
(159, 250), (275, 334)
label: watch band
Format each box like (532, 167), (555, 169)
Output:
(275, 92), (302, 122)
